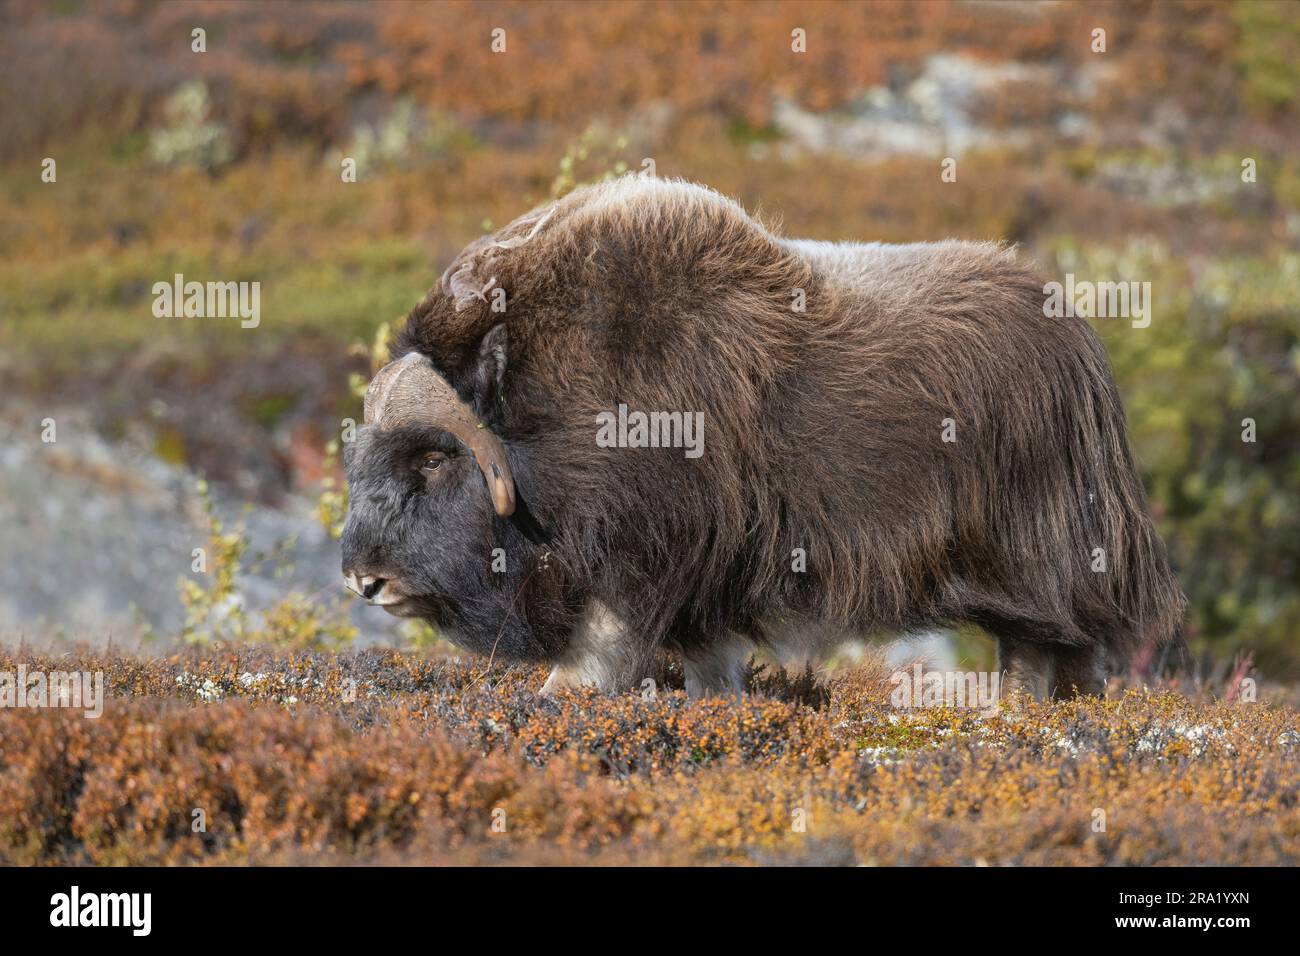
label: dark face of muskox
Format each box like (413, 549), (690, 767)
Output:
(339, 327), (574, 660)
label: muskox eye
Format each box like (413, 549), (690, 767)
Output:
(419, 452), (447, 474)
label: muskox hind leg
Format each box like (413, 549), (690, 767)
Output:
(1050, 644), (1107, 697)
(996, 638), (1107, 700)
(680, 634), (754, 698)
(996, 639), (1054, 701)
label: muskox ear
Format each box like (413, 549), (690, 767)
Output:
(470, 323), (509, 412)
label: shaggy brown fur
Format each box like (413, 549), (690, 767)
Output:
(390, 177), (1186, 697)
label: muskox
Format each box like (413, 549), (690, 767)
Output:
(341, 177), (1185, 698)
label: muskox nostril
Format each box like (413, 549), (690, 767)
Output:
(343, 572), (388, 601)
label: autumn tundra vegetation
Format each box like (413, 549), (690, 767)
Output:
(2, 644), (1298, 865)
(1, 1), (1297, 865)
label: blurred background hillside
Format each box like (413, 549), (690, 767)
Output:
(1, 0), (1297, 677)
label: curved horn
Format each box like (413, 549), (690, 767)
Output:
(364, 352), (517, 517)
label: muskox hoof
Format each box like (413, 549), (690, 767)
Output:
(538, 664), (594, 696)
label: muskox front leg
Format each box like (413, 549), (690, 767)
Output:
(539, 601), (642, 695)
(681, 635), (754, 698)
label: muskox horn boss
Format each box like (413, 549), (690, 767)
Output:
(363, 351), (516, 517)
